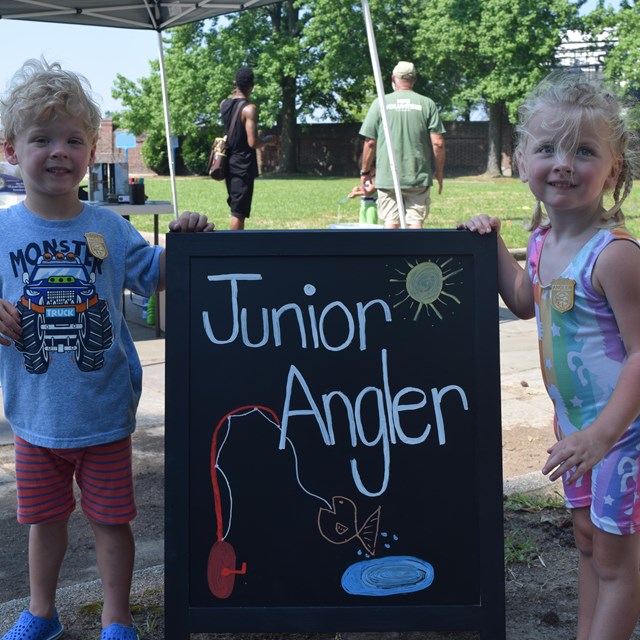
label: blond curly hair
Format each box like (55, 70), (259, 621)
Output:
(515, 70), (640, 231)
(0, 58), (102, 146)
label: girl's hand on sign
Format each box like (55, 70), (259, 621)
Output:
(456, 215), (501, 235)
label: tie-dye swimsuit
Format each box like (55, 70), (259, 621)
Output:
(528, 226), (640, 535)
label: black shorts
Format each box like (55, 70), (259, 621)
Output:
(226, 174), (255, 219)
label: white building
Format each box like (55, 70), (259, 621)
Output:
(556, 29), (615, 77)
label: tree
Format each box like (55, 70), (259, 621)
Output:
(413, 0), (579, 176)
(601, 1), (640, 99)
(113, 5), (306, 174)
(577, 1), (639, 127)
(112, 59), (171, 170)
(301, 0), (425, 121)
(112, 0), (423, 176)
(111, 0), (581, 178)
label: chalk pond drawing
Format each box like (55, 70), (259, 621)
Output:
(341, 555), (435, 596)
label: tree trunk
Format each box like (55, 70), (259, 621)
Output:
(485, 101), (504, 177)
(276, 75), (298, 174)
(268, 0), (299, 174)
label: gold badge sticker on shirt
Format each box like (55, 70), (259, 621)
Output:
(84, 233), (108, 260)
(551, 278), (575, 313)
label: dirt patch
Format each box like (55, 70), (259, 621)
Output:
(131, 503), (639, 640)
(2, 495), (628, 639)
(2, 425), (639, 639)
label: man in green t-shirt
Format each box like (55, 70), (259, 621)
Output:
(359, 61), (446, 228)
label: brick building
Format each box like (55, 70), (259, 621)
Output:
(94, 119), (151, 177)
(97, 118), (514, 178)
(0, 118), (513, 178)
(261, 121), (513, 177)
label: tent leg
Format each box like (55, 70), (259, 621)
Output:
(157, 30), (179, 219)
(361, 0), (406, 228)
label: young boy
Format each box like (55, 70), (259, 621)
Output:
(0, 59), (213, 640)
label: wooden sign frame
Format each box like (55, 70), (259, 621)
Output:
(165, 230), (504, 639)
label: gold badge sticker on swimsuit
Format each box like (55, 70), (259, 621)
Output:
(551, 278), (575, 313)
(84, 233), (108, 260)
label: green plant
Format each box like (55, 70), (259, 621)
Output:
(180, 125), (221, 176)
(141, 129), (170, 175)
(77, 601), (102, 616)
(503, 491), (568, 569)
(133, 607), (163, 638)
(504, 491), (565, 512)
(504, 528), (540, 566)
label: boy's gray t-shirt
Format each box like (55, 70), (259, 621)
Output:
(0, 202), (163, 448)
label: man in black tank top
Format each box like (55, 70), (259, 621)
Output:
(219, 67), (276, 230)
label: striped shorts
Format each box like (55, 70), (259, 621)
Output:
(14, 435), (137, 525)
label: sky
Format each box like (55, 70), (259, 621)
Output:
(0, 21), (160, 115)
(0, 0), (622, 117)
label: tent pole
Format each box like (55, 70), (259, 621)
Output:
(157, 30), (179, 219)
(360, 0), (406, 228)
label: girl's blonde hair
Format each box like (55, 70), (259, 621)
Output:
(515, 70), (640, 231)
(0, 58), (102, 146)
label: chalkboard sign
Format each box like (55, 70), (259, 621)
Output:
(165, 230), (504, 639)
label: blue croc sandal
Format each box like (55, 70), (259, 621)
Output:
(1, 610), (63, 640)
(100, 624), (139, 640)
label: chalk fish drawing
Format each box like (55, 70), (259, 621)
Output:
(318, 496), (381, 556)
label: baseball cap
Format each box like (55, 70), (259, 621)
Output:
(392, 61), (416, 80)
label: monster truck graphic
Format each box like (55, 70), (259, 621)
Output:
(14, 252), (113, 374)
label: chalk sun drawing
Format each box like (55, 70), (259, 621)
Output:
(391, 258), (462, 320)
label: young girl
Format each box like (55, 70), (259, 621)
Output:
(461, 71), (640, 639)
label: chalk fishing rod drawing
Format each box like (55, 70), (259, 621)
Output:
(207, 405), (434, 600)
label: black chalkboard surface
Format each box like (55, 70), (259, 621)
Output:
(165, 230), (504, 639)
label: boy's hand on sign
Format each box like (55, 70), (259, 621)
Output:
(169, 211), (215, 233)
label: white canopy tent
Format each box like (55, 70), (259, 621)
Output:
(0, 0), (405, 225)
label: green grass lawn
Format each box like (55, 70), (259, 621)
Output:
(135, 174), (640, 250)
